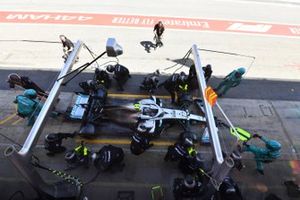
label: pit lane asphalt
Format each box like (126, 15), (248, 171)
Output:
(0, 69), (299, 101)
(0, 71), (300, 200)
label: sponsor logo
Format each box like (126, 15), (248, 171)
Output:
(227, 22), (272, 33)
(6, 13), (92, 21)
(289, 27), (300, 35)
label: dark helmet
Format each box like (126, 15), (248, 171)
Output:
(45, 134), (58, 143)
(179, 72), (187, 83)
(87, 80), (98, 88)
(59, 35), (67, 41)
(206, 64), (212, 69)
(220, 177), (243, 200)
(7, 73), (21, 88)
(231, 150), (242, 160)
(8, 73), (21, 82)
(24, 89), (37, 99)
(183, 137), (193, 147)
(184, 175), (196, 188)
(130, 135), (144, 155)
(221, 177), (237, 194)
(106, 65), (115, 73)
(132, 134), (142, 143)
(95, 68), (108, 79)
(95, 68), (100, 74)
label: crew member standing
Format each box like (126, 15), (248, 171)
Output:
(164, 137), (194, 162)
(202, 64), (213, 83)
(59, 35), (74, 61)
(153, 21), (165, 48)
(188, 64), (212, 91)
(14, 89), (43, 126)
(215, 67), (245, 97)
(140, 70), (160, 94)
(241, 134), (281, 175)
(176, 72), (192, 106)
(158, 73), (180, 104)
(95, 68), (111, 89)
(74, 141), (89, 168)
(106, 64), (131, 91)
(130, 134), (154, 155)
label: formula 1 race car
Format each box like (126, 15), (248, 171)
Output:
(68, 91), (206, 136)
(127, 96), (206, 134)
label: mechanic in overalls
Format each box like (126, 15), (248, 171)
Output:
(130, 134), (154, 155)
(173, 175), (204, 199)
(153, 21), (165, 48)
(158, 73), (179, 103)
(106, 64), (131, 91)
(74, 141), (90, 168)
(189, 64), (213, 83)
(59, 35), (74, 61)
(241, 134), (281, 175)
(14, 89), (43, 126)
(213, 176), (244, 200)
(179, 145), (204, 174)
(8, 73), (47, 97)
(202, 64), (213, 83)
(159, 72), (188, 104)
(215, 67), (246, 97)
(164, 137), (194, 162)
(176, 72), (193, 107)
(92, 145), (125, 171)
(140, 70), (160, 94)
(188, 64), (213, 91)
(95, 68), (111, 89)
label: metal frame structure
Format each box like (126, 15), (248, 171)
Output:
(5, 41), (83, 199)
(191, 44), (224, 164)
(192, 44), (237, 189)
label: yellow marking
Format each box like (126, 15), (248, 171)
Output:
(12, 118), (24, 125)
(76, 138), (174, 146)
(0, 113), (17, 125)
(151, 140), (174, 146)
(88, 181), (167, 188)
(108, 93), (199, 101)
(108, 93), (170, 99)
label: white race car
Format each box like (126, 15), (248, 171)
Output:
(125, 96), (206, 134)
(70, 94), (206, 136)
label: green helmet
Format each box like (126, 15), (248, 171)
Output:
(266, 140), (281, 151)
(237, 67), (246, 75)
(24, 89), (37, 99)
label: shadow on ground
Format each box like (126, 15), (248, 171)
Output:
(166, 57), (194, 67)
(140, 41), (156, 53)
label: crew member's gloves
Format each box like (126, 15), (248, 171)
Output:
(253, 134), (262, 138)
